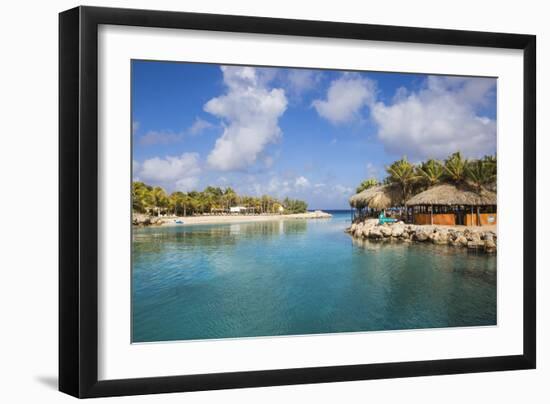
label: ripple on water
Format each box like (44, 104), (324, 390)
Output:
(132, 214), (496, 342)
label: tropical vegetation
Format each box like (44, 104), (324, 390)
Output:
(355, 152), (497, 204)
(356, 178), (379, 193)
(385, 157), (418, 202)
(132, 182), (308, 217)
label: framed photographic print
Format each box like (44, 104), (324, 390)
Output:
(59, 6), (536, 398)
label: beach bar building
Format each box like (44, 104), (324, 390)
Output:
(229, 206), (256, 214)
(349, 185), (402, 221)
(406, 184), (497, 226)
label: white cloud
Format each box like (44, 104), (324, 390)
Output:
(137, 118), (215, 145)
(247, 175), (312, 197)
(132, 121), (140, 135)
(372, 76), (496, 159)
(138, 130), (182, 146)
(365, 162), (379, 179)
(286, 69), (322, 96)
(174, 177), (199, 192)
(312, 73), (376, 124)
(188, 117), (215, 135)
(266, 177), (291, 195)
(263, 155), (275, 169)
(294, 176), (311, 188)
(204, 66), (288, 171)
(312, 182), (352, 200)
(243, 174), (354, 209)
(136, 152), (201, 192)
(427, 76), (495, 106)
(334, 184), (353, 196)
(132, 160), (140, 176)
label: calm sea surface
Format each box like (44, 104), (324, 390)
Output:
(132, 211), (496, 343)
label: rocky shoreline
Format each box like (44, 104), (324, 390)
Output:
(132, 213), (165, 226)
(346, 219), (496, 253)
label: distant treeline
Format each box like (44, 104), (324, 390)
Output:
(132, 182), (308, 216)
(356, 152), (497, 200)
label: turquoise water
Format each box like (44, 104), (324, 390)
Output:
(132, 211), (496, 343)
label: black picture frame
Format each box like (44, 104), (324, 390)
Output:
(59, 5), (536, 398)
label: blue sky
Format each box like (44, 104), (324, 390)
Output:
(132, 60), (497, 209)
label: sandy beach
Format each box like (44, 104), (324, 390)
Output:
(156, 211), (332, 226)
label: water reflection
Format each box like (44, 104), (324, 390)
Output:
(133, 225), (239, 253)
(132, 213), (497, 342)
(240, 220), (284, 238)
(283, 220), (307, 235)
(236, 219), (308, 237)
(132, 219), (304, 244)
(351, 237), (497, 286)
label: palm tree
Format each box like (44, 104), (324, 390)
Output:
(151, 186), (169, 216)
(200, 192), (214, 214)
(222, 187), (238, 211)
(203, 186), (223, 208)
(444, 152), (468, 183)
(179, 193), (197, 216)
(261, 195), (274, 214)
(416, 159), (444, 187)
(386, 157), (417, 203)
(132, 182), (152, 213)
(282, 197), (307, 213)
(252, 197), (262, 214)
(273, 202), (283, 214)
(465, 160), (496, 191)
(356, 178), (378, 193)
(483, 155), (497, 180)
(169, 191), (188, 216)
(131, 182), (307, 218)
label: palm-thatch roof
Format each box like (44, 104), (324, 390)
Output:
(406, 183), (496, 206)
(349, 185), (402, 210)
(485, 181), (497, 193)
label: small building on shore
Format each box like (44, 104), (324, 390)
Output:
(229, 206), (256, 214)
(406, 183), (497, 226)
(349, 184), (402, 221)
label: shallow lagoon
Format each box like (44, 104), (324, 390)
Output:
(132, 211), (496, 343)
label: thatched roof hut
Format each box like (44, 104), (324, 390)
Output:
(406, 183), (496, 206)
(485, 181), (497, 193)
(349, 185), (402, 210)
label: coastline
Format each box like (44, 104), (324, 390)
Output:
(133, 210), (332, 226)
(346, 218), (497, 253)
